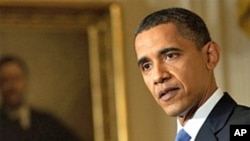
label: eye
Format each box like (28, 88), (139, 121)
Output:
(141, 62), (152, 72)
(164, 52), (179, 61)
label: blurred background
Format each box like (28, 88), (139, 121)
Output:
(1, 0), (250, 141)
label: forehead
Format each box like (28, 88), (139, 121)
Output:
(135, 23), (182, 54)
(0, 63), (24, 74)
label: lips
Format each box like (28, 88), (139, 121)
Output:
(158, 87), (180, 100)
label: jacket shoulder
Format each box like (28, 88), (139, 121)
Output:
(229, 104), (250, 124)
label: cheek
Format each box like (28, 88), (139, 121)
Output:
(169, 64), (196, 92)
(16, 81), (26, 90)
(0, 83), (10, 91)
(174, 61), (207, 95)
(143, 75), (155, 94)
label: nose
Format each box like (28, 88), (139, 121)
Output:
(153, 63), (171, 85)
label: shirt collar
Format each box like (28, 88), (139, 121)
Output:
(6, 105), (31, 130)
(177, 88), (224, 140)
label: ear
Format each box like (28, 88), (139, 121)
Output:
(203, 41), (220, 70)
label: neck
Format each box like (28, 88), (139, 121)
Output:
(2, 103), (24, 114)
(178, 85), (218, 126)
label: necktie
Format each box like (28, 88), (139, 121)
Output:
(175, 129), (191, 141)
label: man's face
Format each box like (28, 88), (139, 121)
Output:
(0, 63), (26, 108)
(135, 23), (212, 116)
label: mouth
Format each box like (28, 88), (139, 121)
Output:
(158, 87), (180, 101)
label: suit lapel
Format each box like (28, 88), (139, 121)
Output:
(195, 93), (237, 141)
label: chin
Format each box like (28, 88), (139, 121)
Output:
(8, 99), (23, 108)
(162, 104), (187, 117)
(165, 112), (180, 117)
(163, 108), (181, 117)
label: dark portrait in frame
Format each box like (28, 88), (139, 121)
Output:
(0, 1), (128, 141)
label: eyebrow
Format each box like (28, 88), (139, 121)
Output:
(137, 57), (149, 67)
(158, 47), (182, 55)
(137, 47), (182, 67)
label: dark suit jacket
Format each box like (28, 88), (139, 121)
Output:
(195, 93), (250, 141)
(0, 108), (80, 141)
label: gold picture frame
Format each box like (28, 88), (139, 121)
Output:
(0, 1), (128, 141)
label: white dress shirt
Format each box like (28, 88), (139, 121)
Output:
(7, 105), (31, 129)
(176, 88), (224, 141)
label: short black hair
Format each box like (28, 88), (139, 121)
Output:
(0, 55), (29, 76)
(135, 7), (211, 49)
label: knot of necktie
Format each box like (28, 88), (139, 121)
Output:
(175, 129), (191, 141)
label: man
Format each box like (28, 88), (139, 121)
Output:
(0, 55), (80, 141)
(134, 8), (250, 141)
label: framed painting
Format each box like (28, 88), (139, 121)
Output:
(0, 1), (128, 141)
